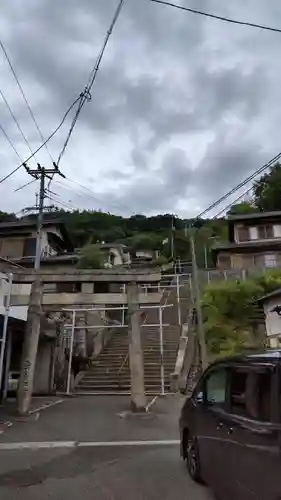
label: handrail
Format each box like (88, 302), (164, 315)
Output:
(117, 352), (129, 386)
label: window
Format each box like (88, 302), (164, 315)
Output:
(257, 225), (274, 240)
(23, 237), (36, 257)
(249, 227), (258, 240)
(206, 368), (227, 405)
(192, 382), (203, 404)
(264, 254), (277, 268)
(218, 255), (231, 269)
(253, 254), (266, 268)
(230, 367), (272, 422)
(57, 282), (81, 293)
(237, 226), (250, 242)
(273, 224), (281, 238)
(44, 283), (57, 293)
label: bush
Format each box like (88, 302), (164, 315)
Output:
(202, 278), (264, 357)
(252, 269), (281, 294)
(151, 255), (169, 267)
(77, 244), (105, 269)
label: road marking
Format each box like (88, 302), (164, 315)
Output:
(78, 440), (180, 447)
(145, 396), (158, 412)
(0, 439), (180, 450)
(0, 441), (76, 450)
(29, 398), (64, 415)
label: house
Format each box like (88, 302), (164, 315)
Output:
(100, 243), (131, 267)
(0, 218), (73, 270)
(258, 288), (281, 348)
(0, 272), (58, 397)
(134, 249), (159, 262)
(212, 211), (281, 270)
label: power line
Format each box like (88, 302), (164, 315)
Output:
(56, 0), (125, 168)
(0, 121), (24, 162)
(197, 151), (281, 219)
(14, 178), (37, 193)
(60, 176), (132, 213)
(0, 38), (54, 163)
(47, 192), (78, 212)
(213, 186), (253, 219)
(0, 87), (37, 162)
(150, 0), (281, 34)
(0, 92), (84, 185)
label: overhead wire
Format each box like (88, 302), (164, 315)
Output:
(149, 0), (281, 34)
(56, 0), (125, 168)
(55, 177), (132, 213)
(0, 87), (37, 163)
(196, 151), (281, 219)
(0, 92), (85, 185)
(213, 186), (254, 219)
(0, 38), (54, 164)
(47, 192), (78, 212)
(0, 121), (24, 162)
(14, 178), (37, 193)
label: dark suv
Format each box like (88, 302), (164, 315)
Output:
(180, 350), (281, 500)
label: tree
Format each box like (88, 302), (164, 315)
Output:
(227, 201), (258, 216)
(202, 279), (264, 357)
(0, 211), (17, 222)
(77, 244), (105, 269)
(253, 162), (281, 211)
(202, 269), (281, 358)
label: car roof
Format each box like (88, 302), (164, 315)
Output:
(209, 349), (281, 369)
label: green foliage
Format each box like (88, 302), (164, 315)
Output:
(77, 244), (105, 269)
(202, 277), (266, 357)
(151, 255), (169, 267)
(123, 233), (163, 251)
(252, 268), (281, 294)
(0, 211), (17, 222)
(253, 162), (281, 211)
(1, 206), (229, 263)
(227, 202), (258, 216)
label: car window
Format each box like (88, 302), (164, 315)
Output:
(230, 367), (272, 422)
(192, 381), (203, 403)
(206, 368), (227, 405)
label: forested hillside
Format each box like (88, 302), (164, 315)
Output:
(2, 162), (281, 267)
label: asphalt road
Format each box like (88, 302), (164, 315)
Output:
(0, 395), (212, 500)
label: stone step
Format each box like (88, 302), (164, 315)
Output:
(76, 386), (171, 393)
(77, 384), (171, 391)
(84, 370), (174, 377)
(79, 377), (172, 385)
(84, 369), (175, 377)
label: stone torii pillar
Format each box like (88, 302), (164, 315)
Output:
(127, 281), (146, 412)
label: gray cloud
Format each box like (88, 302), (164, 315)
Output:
(0, 0), (281, 217)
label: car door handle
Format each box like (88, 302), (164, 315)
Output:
(217, 422), (224, 430)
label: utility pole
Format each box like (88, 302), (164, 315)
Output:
(204, 245), (208, 269)
(171, 214), (174, 261)
(17, 163), (65, 415)
(189, 224), (208, 371)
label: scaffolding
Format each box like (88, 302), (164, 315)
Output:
(62, 303), (173, 396)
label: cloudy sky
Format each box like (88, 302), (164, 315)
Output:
(0, 0), (280, 217)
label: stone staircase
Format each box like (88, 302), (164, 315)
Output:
(76, 324), (180, 394)
(76, 275), (190, 394)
